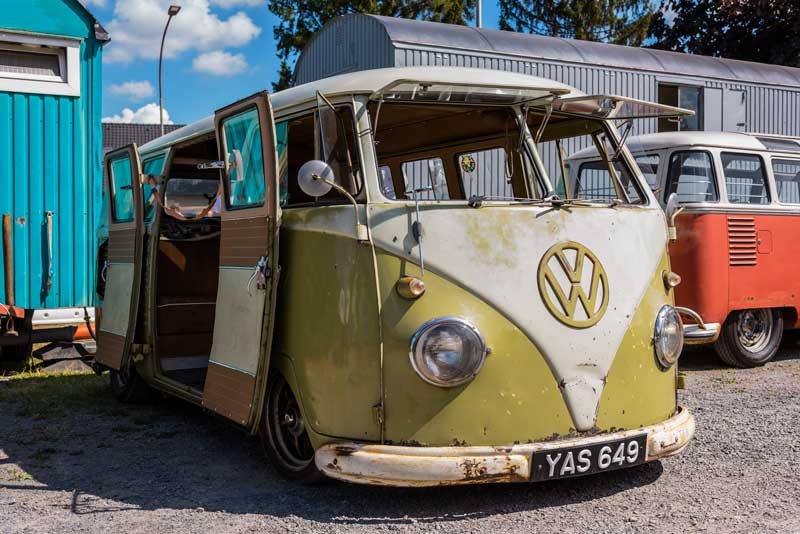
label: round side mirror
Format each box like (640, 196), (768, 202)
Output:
(298, 160), (334, 198)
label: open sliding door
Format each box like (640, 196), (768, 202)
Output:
(202, 92), (280, 427)
(96, 144), (144, 371)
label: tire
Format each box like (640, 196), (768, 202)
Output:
(259, 373), (324, 484)
(714, 308), (783, 368)
(109, 364), (154, 403)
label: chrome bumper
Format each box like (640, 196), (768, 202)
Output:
(315, 407), (694, 487)
(676, 306), (720, 345)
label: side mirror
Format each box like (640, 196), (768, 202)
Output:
(298, 160), (335, 198)
(665, 193), (684, 242)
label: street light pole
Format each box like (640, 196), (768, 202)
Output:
(159, 5), (181, 136)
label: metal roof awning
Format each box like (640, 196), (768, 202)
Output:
(371, 79), (572, 105)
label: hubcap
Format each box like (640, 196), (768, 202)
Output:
(268, 380), (314, 471)
(736, 309), (773, 353)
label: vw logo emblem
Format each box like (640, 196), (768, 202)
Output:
(537, 241), (609, 328)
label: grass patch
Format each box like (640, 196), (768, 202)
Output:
(712, 375), (738, 384)
(1, 371), (109, 419)
(6, 467), (34, 482)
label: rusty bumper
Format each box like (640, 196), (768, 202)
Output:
(315, 407), (694, 487)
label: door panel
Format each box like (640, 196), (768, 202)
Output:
(203, 92), (279, 428)
(95, 145), (143, 371)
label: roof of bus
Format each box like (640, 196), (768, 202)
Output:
(569, 131), (800, 160)
(138, 66), (582, 156)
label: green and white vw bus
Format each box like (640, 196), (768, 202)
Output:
(95, 67), (694, 486)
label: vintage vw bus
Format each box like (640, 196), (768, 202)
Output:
(95, 67), (696, 486)
(569, 131), (799, 368)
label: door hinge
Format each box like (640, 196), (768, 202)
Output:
(372, 403), (384, 425)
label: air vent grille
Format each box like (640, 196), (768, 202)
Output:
(727, 216), (757, 266)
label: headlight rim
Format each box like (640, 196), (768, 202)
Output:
(654, 305), (684, 369)
(409, 316), (488, 388)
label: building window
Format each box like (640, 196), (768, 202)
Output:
(0, 32), (80, 97)
(658, 84), (703, 132)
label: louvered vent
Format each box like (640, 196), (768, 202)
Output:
(727, 216), (757, 266)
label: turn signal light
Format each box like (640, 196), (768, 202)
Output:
(396, 276), (426, 299)
(662, 270), (682, 289)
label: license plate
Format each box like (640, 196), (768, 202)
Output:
(530, 434), (647, 482)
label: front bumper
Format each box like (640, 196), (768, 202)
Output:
(315, 407), (694, 487)
(676, 306), (720, 345)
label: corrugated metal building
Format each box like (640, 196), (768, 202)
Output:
(0, 0), (108, 311)
(296, 15), (800, 138)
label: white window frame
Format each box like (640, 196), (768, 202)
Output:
(0, 31), (81, 97)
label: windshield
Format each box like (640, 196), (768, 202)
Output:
(370, 101), (544, 202)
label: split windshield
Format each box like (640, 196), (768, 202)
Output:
(369, 99), (644, 204)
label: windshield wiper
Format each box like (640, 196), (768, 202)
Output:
(467, 195), (553, 208)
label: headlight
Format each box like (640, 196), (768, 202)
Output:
(410, 317), (488, 387)
(654, 305), (684, 368)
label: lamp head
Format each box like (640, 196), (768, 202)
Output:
(168, 5), (181, 16)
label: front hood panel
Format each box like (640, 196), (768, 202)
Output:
(368, 204), (668, 431)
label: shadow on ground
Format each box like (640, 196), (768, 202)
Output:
(0, 373), (663, 525)
(679, 329), (800, 371)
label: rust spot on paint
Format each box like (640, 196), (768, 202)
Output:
(334, 446), (357, 456)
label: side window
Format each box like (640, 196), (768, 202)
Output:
(772, 158), (800, 204)
(222, 107), (266, 209)
(142, 155), (166, 223)
(401, 158), (449, 200)
(279, 107), (363, 208)
(164, 178), (220, 218)
(633, 154), (660, 191)
(109, 156), (134, 223)
(457, 147), (513, 199)
(721, 152), (769, 205)
(665, 151), (718, 203)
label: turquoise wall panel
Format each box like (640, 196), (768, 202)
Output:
(0, 0), (103, 309)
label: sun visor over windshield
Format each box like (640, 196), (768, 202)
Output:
(552, 95), (694, 119)
(371, 80), (571, 105)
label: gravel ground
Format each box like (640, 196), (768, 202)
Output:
(1, 338), (799, 534)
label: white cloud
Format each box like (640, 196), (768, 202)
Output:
(109, 80), (155, 100)
(103, 103), (173, 124)
(192, 50), (248, 76)
(82, 0), (106, 6)
(104, 0), (261, 64)
(210, 0), (263, 7)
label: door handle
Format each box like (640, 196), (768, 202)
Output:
(247, 255), (271, 295)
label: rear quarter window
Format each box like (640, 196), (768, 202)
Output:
(665, 151), (718, 203)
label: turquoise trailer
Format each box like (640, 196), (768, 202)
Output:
(0, 0), (108, 320)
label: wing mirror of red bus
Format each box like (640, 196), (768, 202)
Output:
(665, 193), (684, 242)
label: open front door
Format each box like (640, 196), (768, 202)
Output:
(202, 92), (280, 427)
(96, 144), (144, 371)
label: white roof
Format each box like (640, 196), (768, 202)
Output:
(140, 67), (582, 155)
(570, 131), (800, 160)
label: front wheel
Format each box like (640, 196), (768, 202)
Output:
(714, 308), (783, 368)
(109, 364), (154, 402)
(259, 373), (324, 484)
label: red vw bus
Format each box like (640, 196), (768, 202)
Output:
(569, 132), (800, 367)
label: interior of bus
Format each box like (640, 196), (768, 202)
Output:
(150, 134), (221, 390)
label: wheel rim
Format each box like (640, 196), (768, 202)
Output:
(267, 379), (315, 471)
(735, 309), (773, 353)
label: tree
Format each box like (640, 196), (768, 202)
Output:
(498, 0), (656, 46)
(269, 0), (476, 90)
(648, 0), (800, 68)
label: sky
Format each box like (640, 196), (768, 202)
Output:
(91, 0), (504, 126)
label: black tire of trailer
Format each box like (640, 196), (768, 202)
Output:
(109, 364), (155, 403)
(714, 308), (783, 368)
(259, 373), (325, 484)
